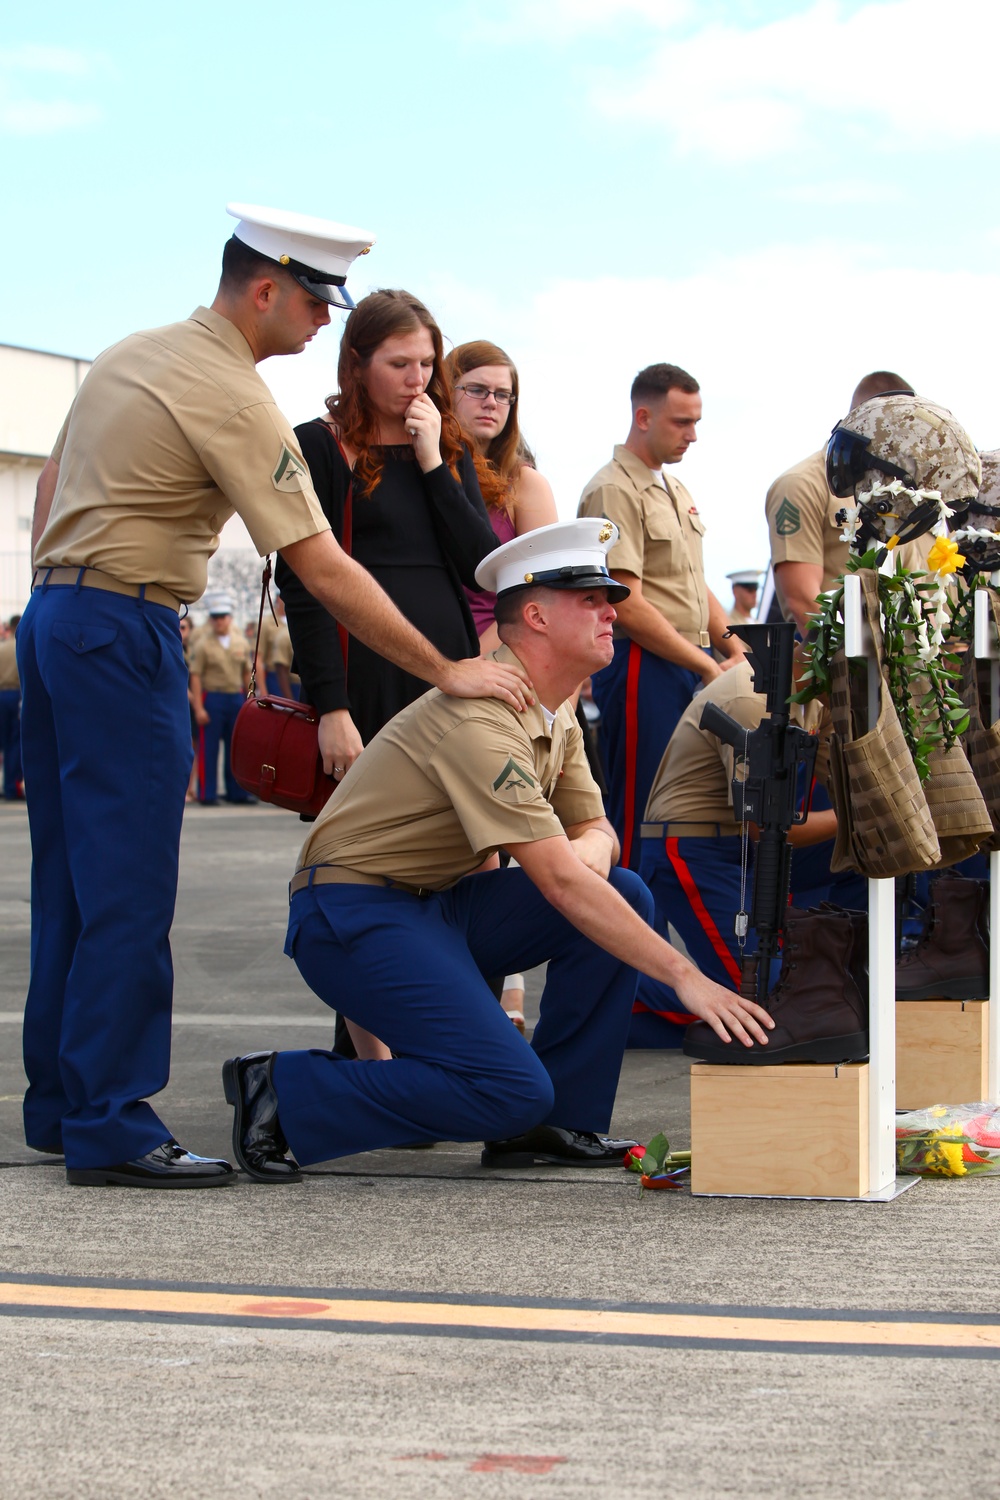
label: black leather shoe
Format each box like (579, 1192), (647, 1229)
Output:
(222, 1053), (302, 1183)
(66, 1140), (236, 1187)
(481, 1125), (639, 1168)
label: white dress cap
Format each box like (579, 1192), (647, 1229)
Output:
(475, 517), (630, 602)
(226, 202), (376, 309)
(207, 594), (235, 616)
(726, 569), (762, 587)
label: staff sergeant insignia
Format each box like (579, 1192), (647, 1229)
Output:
(272, 445), (308, 492)
(492, 756), (537, 799)
(775, 497), (801, 536)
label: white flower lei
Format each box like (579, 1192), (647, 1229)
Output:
(839, 479), (951, 547)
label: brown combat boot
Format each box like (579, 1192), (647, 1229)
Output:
(895, 874), (989, 1001)
(820, 903), (869, 1003)
(683, 907), (868, 1065)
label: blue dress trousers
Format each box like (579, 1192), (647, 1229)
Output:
(17, 581), (191, 1166)
(273, 864), (653, 1165)
(592, 639), (704, 872)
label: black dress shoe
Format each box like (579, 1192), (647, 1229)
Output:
(222, 1053), (302, 1183)
(66, 1140), (236, 1187)
(481, 1125), (639, 1168)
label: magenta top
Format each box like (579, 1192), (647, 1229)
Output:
(464, 505), (517, 636)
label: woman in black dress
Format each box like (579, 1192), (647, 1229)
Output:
(276, 288), (502, 781)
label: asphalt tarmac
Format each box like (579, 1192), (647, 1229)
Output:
(2, 800), (999, 1499)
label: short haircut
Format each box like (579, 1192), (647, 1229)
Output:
(219, 234), (281, 292)
(494, 585), (547, 635)
(850, 370), (914, 408)
(630, 363), (699, 406)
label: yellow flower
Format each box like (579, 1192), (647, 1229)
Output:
(926, 536), (965, 576)
(920, 1124), (968, 1176)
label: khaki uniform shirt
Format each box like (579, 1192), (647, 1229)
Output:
(578, 445), (710, 645)
(0, 639), (19, 691)
(35, 306), (329, 603)
(645, 663), (764, 825)
(298, 646), (604, 890)
(190, 631), (251, 694)
(766, 448), (932, 605)
(268, 621), (297, 674)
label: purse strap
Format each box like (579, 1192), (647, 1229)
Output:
(247, 555), (277, 699)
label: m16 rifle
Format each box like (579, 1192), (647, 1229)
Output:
(699, 621), (817, 1006)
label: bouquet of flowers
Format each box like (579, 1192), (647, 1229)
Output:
(896, 1103), (1000, 1176)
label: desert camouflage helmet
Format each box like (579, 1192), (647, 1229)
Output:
(950, 448), (1000, 576)
(828, 394), (981, 550)
(830, 394), (981, 506)
(973, 449), (1000, 513)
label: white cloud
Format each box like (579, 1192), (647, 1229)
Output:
(0, 44), (103, 136)
(261, 240), (1000, 603)
(593, 0), (1000, 159)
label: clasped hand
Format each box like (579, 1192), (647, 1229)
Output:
(405, 392), (443, 473)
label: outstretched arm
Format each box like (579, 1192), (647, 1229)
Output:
(505, 833), (774, 1048)
(280, 530), (533, 710)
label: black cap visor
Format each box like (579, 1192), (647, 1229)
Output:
(497, 565), (630, 604)
(288, 266), (355, 309)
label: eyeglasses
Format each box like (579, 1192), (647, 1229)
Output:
(455, 383), (516, 407)
(826, 425), (914, 498)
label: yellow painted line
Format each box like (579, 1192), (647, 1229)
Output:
(0, 1282), (997, 1351)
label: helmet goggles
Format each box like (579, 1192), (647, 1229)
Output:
(826, 425), (915, 499)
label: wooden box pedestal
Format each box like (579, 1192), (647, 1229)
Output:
(895, 1001), (989, 1110)
(690, 1062), (869, 1198)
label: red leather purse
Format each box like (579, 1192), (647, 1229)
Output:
(229, 557), (336, 816)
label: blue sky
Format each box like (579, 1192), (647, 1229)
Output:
(4, 0), (1000, 599)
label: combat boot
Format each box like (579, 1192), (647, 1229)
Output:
(683, 907), (868, 1066)
(820, 903), (869, 1003)
(895, 873), (989, 1001)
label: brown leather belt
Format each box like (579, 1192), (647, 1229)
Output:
(32, 567), (182, 614)
(288, 864), (429, 901)
(641, 821), (743, 840)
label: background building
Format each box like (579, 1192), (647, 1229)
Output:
(0, 340), (261, 627)
(0, 342), (91, 621)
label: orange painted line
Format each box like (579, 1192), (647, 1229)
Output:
(0, 1282), (998, 1351)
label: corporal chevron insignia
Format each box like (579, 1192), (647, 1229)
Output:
(492, 757), (537, 801)
(272, 445), (308, 492)
(775, 497), (801, 535)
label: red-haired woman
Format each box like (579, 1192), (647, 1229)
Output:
(277, 290), (500, 781)
(446, 341), (558, 653)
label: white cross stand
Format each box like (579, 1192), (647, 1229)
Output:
(843, 569), (919, 1201)
(974, 585), (1000, 1103)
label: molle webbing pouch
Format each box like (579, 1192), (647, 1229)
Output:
(827, 570), (939, 878)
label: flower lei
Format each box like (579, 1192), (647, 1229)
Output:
(794, 483), (969, 781)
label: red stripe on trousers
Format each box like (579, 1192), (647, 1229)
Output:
(621, 640), (642, 869)
(631, 998), (697, 1025)
(197, 725), (206, 800)
(664, 836), (742, 990)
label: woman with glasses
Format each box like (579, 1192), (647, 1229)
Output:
(277, 291), (499, 781)
(446, 341), (558, 653)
